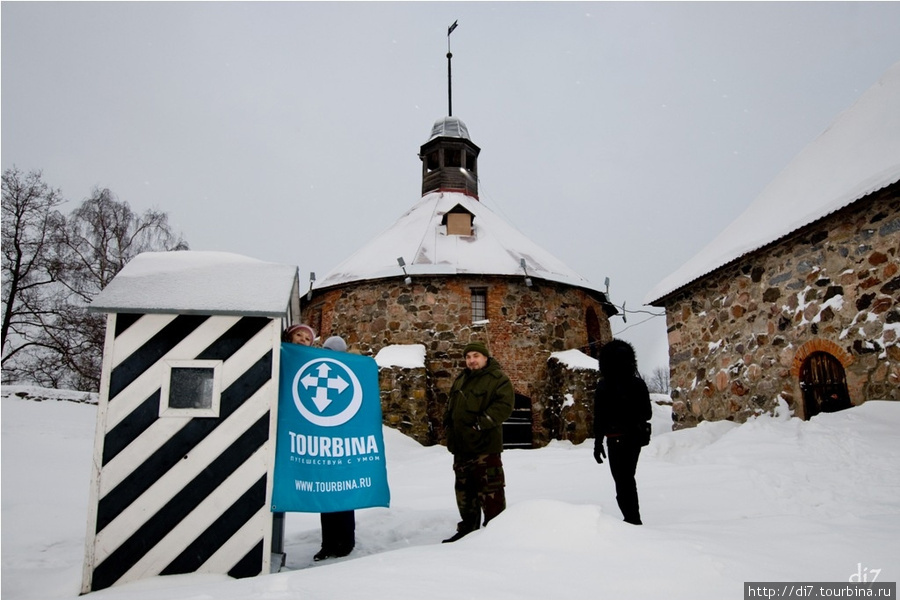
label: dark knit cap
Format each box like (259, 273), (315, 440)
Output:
(463, 341), (490, 358)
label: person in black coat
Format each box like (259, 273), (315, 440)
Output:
(593, 339), (652, 525)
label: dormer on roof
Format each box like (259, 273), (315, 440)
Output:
(420, 116), (480, 199)
(441, 203), (475, 236)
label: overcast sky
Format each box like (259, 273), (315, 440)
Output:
(3, 2), (900, 373)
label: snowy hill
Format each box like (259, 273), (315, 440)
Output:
(2, 387), (898, 600)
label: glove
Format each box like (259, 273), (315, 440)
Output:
(593, 442), (606, 464)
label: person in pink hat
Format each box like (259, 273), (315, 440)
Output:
(282, 323), (316, 346)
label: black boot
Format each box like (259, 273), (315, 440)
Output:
(313, 548), (334, 561)
(442, 521), (477, 543)
(442, 530), (472, 543)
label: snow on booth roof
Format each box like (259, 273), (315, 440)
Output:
(645, 60), (900, 305)
(90, 251), (299, 317)
(314, 191), (602, 294)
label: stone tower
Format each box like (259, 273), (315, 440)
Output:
(302, 115), (617, 447)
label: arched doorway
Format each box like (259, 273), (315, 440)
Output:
(799, 351), (851, 419)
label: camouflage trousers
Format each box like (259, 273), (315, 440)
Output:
(452, 453), (506, 532)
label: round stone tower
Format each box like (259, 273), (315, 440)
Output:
(302, 116), (617, 447)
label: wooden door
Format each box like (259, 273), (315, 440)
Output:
(503, 394), (534, 449)
(799, 351), (851, 419)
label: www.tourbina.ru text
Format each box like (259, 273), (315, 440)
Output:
(294, 477), (374, 492)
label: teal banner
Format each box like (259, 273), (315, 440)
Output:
(272, 343), (390, 512)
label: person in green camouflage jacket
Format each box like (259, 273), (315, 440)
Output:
(442, 341), (515, 543)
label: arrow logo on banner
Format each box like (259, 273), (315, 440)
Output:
(312, 386), (332, 412)
(300, 361), (351, 413)
(328, 374), (349, 393)
(290, 354), (366, 428)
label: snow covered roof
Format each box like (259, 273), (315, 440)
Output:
(646, 60), (900, 305)
(90, 251), (298, 317)
(314, 191), (603, 294)
(550, 349), (599, 371)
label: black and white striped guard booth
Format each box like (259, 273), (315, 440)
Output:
(81, 251), (300, 593)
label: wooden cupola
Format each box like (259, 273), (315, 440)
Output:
(419, 116), (481, 199)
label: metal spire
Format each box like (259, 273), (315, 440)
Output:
(447, 20), (458, 116)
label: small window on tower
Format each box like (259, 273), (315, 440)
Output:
(471, 288), (487, 322)
(426, 151), (440, 172)
(446, 148), (462, 168)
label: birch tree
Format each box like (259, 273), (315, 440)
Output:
(3, 175), (188, 391)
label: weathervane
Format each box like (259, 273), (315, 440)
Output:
(447, 20), (458, 116)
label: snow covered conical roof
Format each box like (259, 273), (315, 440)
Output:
(646, 60), (900, 305)
(314, 191), (601, 293)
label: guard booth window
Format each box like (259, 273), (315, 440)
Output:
(160, 359), (223, 418)
(170, 368), (214, 408)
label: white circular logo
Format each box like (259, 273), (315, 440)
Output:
(291, 357), (363, 427)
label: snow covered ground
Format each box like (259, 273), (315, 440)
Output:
(2, 386), (898, 600)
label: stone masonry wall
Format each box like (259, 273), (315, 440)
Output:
(661, 184), (900, 428)
(378, 366), (430, 445)
(303, 275), (613, 446)
(544, 356), (600, 444)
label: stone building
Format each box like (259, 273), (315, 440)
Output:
(646, 62), (900, 428)
(302, 116), (616, 447)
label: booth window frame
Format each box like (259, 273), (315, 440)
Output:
(159, 359), (224, 418)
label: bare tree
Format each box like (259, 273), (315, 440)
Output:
(644, 366), (671, 395)
(3, 181), (188, 391)
(1, 167), (66, 363)
(55, 187), (188, 304)
(57, 188), (189, 389)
